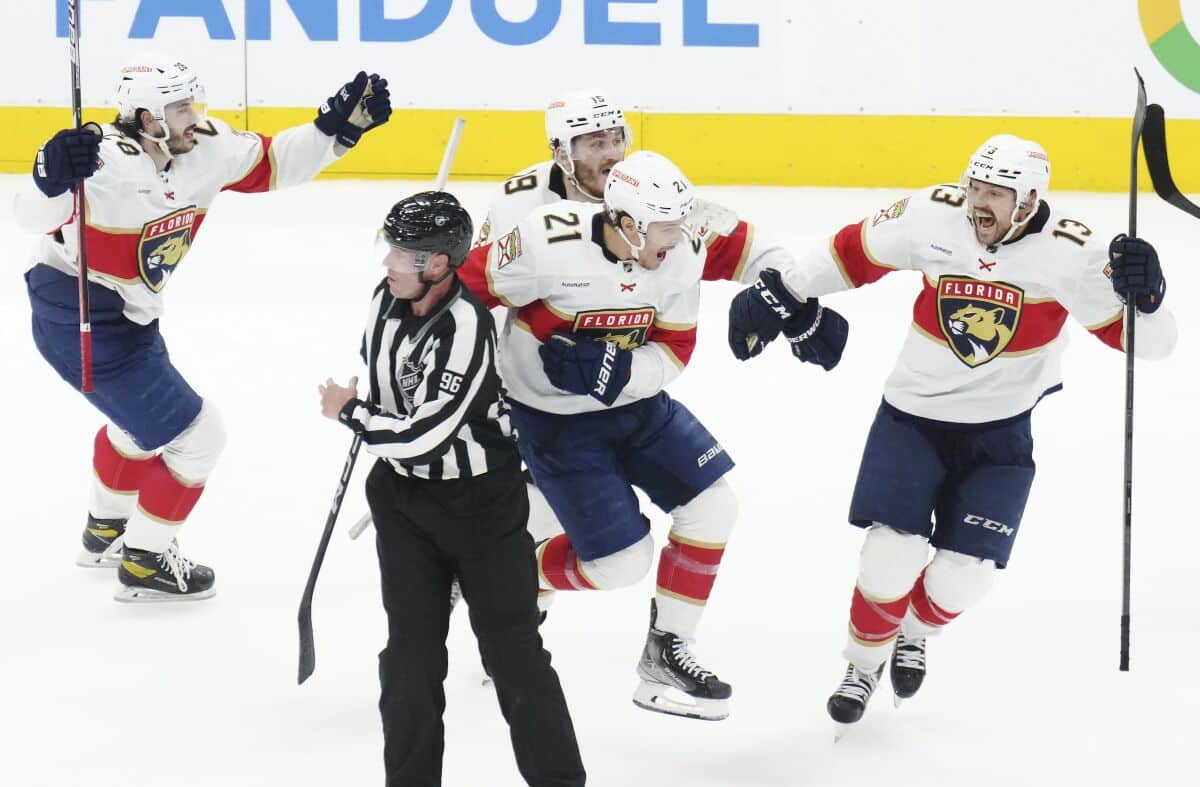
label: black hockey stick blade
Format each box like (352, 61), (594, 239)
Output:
(298, 434), (362, 684)
(1142, 103), (1200, 220)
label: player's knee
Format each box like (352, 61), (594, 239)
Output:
(858, 524), (930, 599)
(670, 477), (737, 544)
(161, 401), (226, 482)
(924, 548), (995, 612)
(580, 533), (654, 589)
(102, 423), (152, 459)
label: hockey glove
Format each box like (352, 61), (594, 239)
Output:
(1109, 235), (1166, 314)
(33, 126), (101, 198)
(315, 72), (392, 149)
(727, 268), (808, 360)
(783, 301), (849, 371)
(539, 333), (632, 407)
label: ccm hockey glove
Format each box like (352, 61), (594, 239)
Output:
(727, 268), (809, 360)
(1109, 234), (1166, 314)
(315, 72), (392, 148)
(33, 126), (101, 198)
(783, 301), (849, 371)
(539, 333), (632, 406)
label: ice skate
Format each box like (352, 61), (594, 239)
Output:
(114, 542), (215, 602)
(828, 662), (883, 740)
(632, 600), (731, 721)
(76, 515), (127, 568)
(890, 631), (926, 706)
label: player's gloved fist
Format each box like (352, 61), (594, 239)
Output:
(1109, 234), (1166, 314)
(315, 72), (392, 148)
(539, 332), (632, 407)
(783, 302), (849, 371)
(727, 268), (808, 360)
(33, 125), (101, 198)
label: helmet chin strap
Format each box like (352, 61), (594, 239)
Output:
(138, 114), (176, 160)
(395, 268), (454, 302)
(561, 157), (604, 202)
(996, 199), (1036, 245)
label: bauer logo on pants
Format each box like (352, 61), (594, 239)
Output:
(936, 276), (1023, 368)
(137, 207), (196, 292)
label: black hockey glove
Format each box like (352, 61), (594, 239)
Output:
(727, 268), (808, 360)
(1109, 235), (1166, 314)
(783, 301), (849, 371)
(33, 126), (101, 198)
(315, 72), (392, 148)
(539, 332), (632, 407)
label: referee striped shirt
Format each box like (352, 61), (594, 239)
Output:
(337, 277), (519, 480)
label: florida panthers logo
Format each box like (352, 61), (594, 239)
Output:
(572, 308), (655, 349)
(936, 276), (1023, 367)
(137, 207), (196, 292)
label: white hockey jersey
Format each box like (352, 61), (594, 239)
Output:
(473, 160), (565, 248)
(461, 200), (789, 414)
(14, 117), (339, 325)
(780, 184), (1178, 423)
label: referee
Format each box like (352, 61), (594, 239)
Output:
(319, 192), (586, 787)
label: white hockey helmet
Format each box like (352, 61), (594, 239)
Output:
(962, 134), (1050, 212)
(114, 54), (206, 137)
(604, 151), (695, 251)
(544, 91), (632, 154)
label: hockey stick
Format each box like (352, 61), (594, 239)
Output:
(1142, 103), (1200, 220)
(347, 115), (467, 544)
(1119, 70), (1149, 672)
(67, 0), (94, 393)
(298, 434), (361, 684)
(297, 116), (468, 683)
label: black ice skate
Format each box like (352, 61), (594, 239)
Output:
(76, 515), (127, 568)
(828, 662), (884, 738)
(632, 600), (731, 721)
(115, 543), (215, 602)
(890, 631), (927, 706)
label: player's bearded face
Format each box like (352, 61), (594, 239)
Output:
(638, 219), (686, 269)
(966, 179), (1018, 245)
(571, 128), (627, 196)
(163, 98), (204, 154)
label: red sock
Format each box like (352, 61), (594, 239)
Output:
(656, 536), (724, 604)
(137, 457), (205, 524)
(908, 568), (961, 630)
(537, 534), (597, 591)
(93, 426), (154, 493)
(848, 584), (911, 647)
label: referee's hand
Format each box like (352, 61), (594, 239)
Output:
(319, 376), (359, 419)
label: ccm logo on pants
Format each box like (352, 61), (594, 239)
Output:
(963, 513), (1014, 537)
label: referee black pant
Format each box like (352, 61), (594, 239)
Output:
(366, 459), (586, 787)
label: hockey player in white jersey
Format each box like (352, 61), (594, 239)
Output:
(16, 55), (391, 601)
(464, 150), (848, 720)
(473, 90), (630, 250)
(726, 134), (1178, 729)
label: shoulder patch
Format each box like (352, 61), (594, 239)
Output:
(872, 197), (910, 226)
(495, 226), (523, 269)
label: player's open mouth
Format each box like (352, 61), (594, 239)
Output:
(656, 249), (667, 261)
(975, 214), (996, 229)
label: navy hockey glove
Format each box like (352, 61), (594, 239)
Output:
(315, 72), (392, 148)
(539, 333), (632, 406)
(33, 126), (101, 198)
(1109, 235), (1166, 314)
(727, 268), (808, 360)
(783, 302), (849, 371)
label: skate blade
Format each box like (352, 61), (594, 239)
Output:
(114, 585), (216, 603)
(833, 722), (855, 742)
(76, 550), (121, 568)
(893, 694), (905, 709)
(632, 681), (729, 722)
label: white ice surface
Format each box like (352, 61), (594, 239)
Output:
(2, 175), (1196, 786)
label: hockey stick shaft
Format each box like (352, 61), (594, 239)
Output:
(68, 0), (93, 393)
(1120, 71), (1148, 672)
(297, 434), (361, 684)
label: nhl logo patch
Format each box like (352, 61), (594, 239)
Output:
(936, 275), (1024, 367)
(137, 206), (196, 292)
(572, 308), (655, 350)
